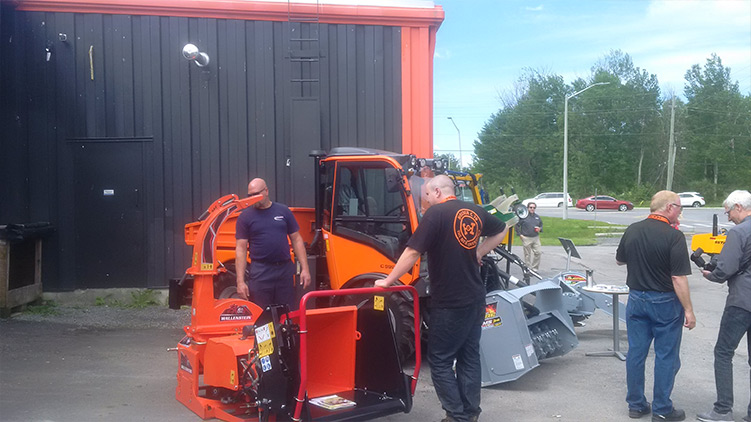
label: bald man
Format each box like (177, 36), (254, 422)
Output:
(235, 178), (311, 311)
(376, 174), (508, 422)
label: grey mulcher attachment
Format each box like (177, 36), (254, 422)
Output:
(480, 281), (578, 386)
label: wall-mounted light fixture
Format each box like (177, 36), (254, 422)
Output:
(182, 43), (210, 67)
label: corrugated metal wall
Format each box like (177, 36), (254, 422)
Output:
(0, 7), (402, 290)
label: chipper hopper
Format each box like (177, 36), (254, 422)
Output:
(173, 194), (420, 421)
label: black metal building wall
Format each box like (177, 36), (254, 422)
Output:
(0, 6), (402, 290)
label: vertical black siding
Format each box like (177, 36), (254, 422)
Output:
(1, 9), (403, 289)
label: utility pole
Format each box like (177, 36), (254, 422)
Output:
(666, 96), (676, 190)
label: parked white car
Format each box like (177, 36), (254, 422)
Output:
(677, 192), (705, 207)
(522, 192), (573, 208)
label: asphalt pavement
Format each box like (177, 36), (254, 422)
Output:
(0, 239), (746, 422)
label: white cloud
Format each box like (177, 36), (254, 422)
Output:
(525, 5), (544, 12)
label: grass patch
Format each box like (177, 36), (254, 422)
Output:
(514, 217), (625, 246)
(25, 300), (59, 316)
(95, 289), (162, 309)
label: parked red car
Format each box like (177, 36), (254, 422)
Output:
(576, 195), (634, 212)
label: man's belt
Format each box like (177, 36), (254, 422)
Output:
(253, 259), (291, 266)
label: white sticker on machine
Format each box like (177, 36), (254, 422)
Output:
(512, 354), (524, 370)
(525, 344), (535, 357)
(260, 356), (272, 372)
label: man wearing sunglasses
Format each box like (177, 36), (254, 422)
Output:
(234, 178), (311, 310)
(616, 190), (695, 422)
(697, 190), (751, 422)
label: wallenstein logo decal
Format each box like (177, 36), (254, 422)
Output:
(454, 209), (482, 249)
(219, 304), (254, 321)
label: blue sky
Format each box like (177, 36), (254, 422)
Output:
(431, 0), (751, 166)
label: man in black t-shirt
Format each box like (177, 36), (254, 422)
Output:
(235, 178), (311, 310)
(376, 175), (507, 422)
(616, 190), (695, 422)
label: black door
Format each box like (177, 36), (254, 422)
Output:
(73, 141), (146, 288)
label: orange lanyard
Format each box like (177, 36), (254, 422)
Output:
(441, 195), (457, 204)
(647, 214), (670, 224)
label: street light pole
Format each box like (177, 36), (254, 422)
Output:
(447, 116), (462, 170)
(563, 82), (610, 220)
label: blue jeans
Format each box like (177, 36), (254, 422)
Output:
(428, 302), (485, 422)
(626, 290), (684, 415)
(713, 306), (751, 415)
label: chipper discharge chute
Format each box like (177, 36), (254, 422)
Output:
(173, 194), (420, 421)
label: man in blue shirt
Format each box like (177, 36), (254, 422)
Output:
(235, 178), (311, 310)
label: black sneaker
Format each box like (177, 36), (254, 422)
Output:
(652, 408), (685, 421)
(629, 403), (651, 418)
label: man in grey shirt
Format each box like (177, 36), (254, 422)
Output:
(517, 202), (543, 270)
(697, 190), (751, 422)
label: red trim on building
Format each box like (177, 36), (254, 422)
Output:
(401, 25), (436, 158)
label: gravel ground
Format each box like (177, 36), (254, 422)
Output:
(4, 304), (191, 330)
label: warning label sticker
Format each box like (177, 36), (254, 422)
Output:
(512, 354), (524, 370)
(256, 323), (276, 358)
(260, 356), (272, 372)
(374, 296), (385, 311)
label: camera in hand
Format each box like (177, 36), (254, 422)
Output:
(690, 248), (717, 271)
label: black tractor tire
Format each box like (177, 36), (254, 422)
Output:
(334, 278), (416, 363)
(618, 204), (628, 212)
(693, 202), (701, 208)
(586, 204), (595, 212)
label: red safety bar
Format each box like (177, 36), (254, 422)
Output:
(292, 286), (421, 421)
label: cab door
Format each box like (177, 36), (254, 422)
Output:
(321, 159), (414, 290)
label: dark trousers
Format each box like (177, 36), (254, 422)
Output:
(626, 290), (684, 415)
(248, 260), (297, 310)
(428, 302), (485, 422)
(713, 306), (751, 416)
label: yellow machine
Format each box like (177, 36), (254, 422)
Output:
(690, 214), (727, 255)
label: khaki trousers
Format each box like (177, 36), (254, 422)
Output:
(520, 235), (542, 271)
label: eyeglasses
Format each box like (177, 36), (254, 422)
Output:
(248, 187), (267, 197)
(670, 203), (681, 209)
(528, 207), (536, 210)
(725, 208), (734, 216)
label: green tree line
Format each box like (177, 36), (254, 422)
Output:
(467, 51), (751, 204)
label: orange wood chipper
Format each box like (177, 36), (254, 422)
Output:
(174, 191), (420, 421)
